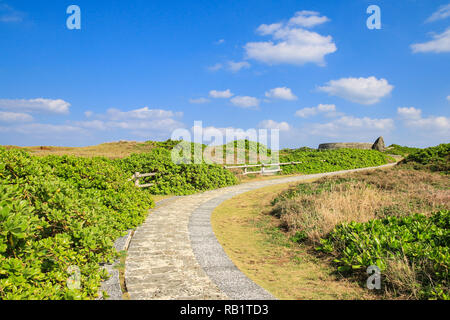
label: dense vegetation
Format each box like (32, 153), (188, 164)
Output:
(279, 148), (391, 174)
(0, 141), (239, 299)
(224, 140), (270, 155)
(318, 211), (449, 299)
(400, 143), (450, 174)
(117, 147), (238, 195)
(0, 147), (154, 299)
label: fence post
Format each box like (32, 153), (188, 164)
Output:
(135, 172), (140, 187)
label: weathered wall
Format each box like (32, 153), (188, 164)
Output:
(318, 142), (374, 150)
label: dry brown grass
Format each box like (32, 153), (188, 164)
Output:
(3, 141), (156, 159)
(212, 182), (375, 300)
(272, 168), (450, 243)
(383, 256), (422, 299)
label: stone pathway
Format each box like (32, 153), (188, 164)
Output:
(125, 164), (396, 300)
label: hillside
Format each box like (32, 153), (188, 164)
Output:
(4, 141), (158, 159)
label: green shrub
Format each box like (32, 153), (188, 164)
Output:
(279, 149), (389, 175)
(117, 147), (238, 195)
(0, 148), (153, 300)
(318, 210), (450, 299)
(385, 144), (421, 157)
(401, 143), (450, 173)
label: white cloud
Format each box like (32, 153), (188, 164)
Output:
(295, 104), (337, 118)
(257, 23), (283, 35)
(74, 106), (185, 136)
(75, 120), (107, 130)
(317, 104), (336, 112)
(447, 95), (450, 102)
(75, 118), (185, 136)
(406, 116), (450, 131)
(0, 98), (71, 114)
(108, 118), (183, 131)
(397, 107), (450, 133)
(189, 98), (210, 104)
(0, 103), (187, 144)
(335, 116), (394, 130)
(0, 3), (23, 23)
(265, 87), (297, 100)
(209, 61), (251, 73)
(227, 61), (251, 72)
(398, 107), (422, 120)
(215, 39), (225, 45)
(288, 10), (330, 28)
(230, 96), (260, 108)
(0, 111), (33, 122)
(318, 77), (394, 105)
(106, 107), (182, 121)
(208, 63), (223, 72)
(309, 116), (394, 138)
(84, 111), (93, 118)
(426, 4), (450, 23)
(209, 89), (234, 99)
(13, 123), (86, 135)
(411, 28), (450, 53)
(295, 107), (317, 118)
(245, 11), (336, 66)
(258, 120), (291, 131)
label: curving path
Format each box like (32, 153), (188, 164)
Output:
(125, 164), (396, 300)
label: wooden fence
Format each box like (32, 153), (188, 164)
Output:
(129, 172), (157, 188)
(224, 161), (324, 175)
(129, 160), (327, 187)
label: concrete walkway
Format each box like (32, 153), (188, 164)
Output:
(125, 164), (396, 300)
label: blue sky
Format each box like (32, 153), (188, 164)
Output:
(0, 0), (449, 148)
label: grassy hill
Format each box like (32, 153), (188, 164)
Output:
(4, 141), (160, 159)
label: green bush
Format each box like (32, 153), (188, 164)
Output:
(385, 144), (421, 157)
(279, 149), (389, 175)
(401, 143), (450, 173)
(117, 147), (238, 195)
(0, 148), (153, 300)
(318, 210), (449, 299)
(224, 140), (270, 155)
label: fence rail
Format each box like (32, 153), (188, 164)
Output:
(224, 161), (304, 169)
(129, 172), (157, 188)
(224, 160), (326, 175)
(129, 160), (328, 187)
